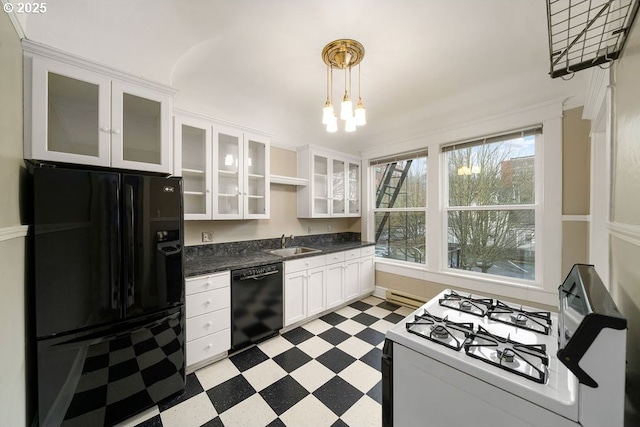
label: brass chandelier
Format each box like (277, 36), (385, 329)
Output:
(321, 39), (366, 133)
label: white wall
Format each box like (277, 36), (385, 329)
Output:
(0, 9), (27, 427)
(610, 15), (640, 415)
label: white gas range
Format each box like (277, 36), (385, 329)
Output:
(382, 264), (627, 427)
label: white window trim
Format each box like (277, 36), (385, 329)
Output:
(361, 100), (563, 306)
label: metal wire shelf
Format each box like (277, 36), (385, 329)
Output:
(546, 0), (640, 78)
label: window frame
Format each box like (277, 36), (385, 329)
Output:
(371, 156), (428, 265)
(441, 130), (540, 283)
(362, 102), (563, 306)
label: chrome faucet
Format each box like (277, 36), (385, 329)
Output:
(281, 234), (294, 249)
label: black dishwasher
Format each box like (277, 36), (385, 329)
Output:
(231, 263), (283, 352)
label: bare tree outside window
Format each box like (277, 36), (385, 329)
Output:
(446, 135), (536, 280)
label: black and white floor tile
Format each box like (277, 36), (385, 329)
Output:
(116, 296), (412, 427)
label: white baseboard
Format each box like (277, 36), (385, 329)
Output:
(373, 286), (387, 299)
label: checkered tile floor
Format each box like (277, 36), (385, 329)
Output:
(116, 296), (412, 427)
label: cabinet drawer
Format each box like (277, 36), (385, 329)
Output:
(186, 328), (230, 366)
(285, 254), (326, 273)
(326, 251), (345, 265)
(344, 249), (361, 260)
(186, 287), (230, 318)
(186, 307), (230, 342)
(186, 271), (230, 296)
(361, 246), (375, 257)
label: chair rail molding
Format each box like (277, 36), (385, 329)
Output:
(0, 225), (29, 242)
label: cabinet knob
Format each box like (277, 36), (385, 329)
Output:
(205, 299), (211, 305)
(206, 189), (211, 193)
(111, 128), (121, 135)
(206, 321), (212, 326)
(100, 126), (110, 132)
(206, 343), (212, 348)
(205, 281), (211, 287)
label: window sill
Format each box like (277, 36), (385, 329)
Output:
(374, 258), (558, 307)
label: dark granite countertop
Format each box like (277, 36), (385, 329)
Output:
(184, 232), (375, 277)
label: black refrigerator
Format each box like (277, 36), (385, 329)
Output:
(29, 164), (186, 427)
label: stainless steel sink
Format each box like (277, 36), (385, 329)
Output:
(267, 246), (321, 257)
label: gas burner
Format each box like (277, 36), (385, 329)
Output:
(510, 313), (529, 326)
(464, 326), (549, 384)
(488, 300), (552, 335)
(497, 348), (516, 363)
(406, 309), (474, 351)
(431, 325), (450, 339)
(439, 291), (493, 318)
(459, 300), (473, 311)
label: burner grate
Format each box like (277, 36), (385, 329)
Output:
(406, 309), (474, 351)
(487, 300), (552, 335)
(438, 290), (493, 318)
(464, 326), (549, 384)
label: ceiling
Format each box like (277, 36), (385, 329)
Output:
(19, 0), (590, 155)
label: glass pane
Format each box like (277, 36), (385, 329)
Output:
(332, 159), (345, 214)
(313, 155), (329, 215)
(447, 209), (535, 280)
(374, 211), (426, 264)
(48, 72), (99, 156)
(122, 93), (161, 164)
(182, 125), (207, 215)
(374, 157), (427, 208)
(247, 140), (266, 215)
(218, 133), (240, 173)
(348, 163), (360, 214)
(447, 136), (535, 207)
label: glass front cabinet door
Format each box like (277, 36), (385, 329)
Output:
(174, 116), (212, 220)
(347, 161), (361, 216)
(25, 45), (175, 174)
(28, 57), (112, 167)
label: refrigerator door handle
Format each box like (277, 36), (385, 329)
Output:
(111, 179), (120, 310)
(125, 184), (135, 308)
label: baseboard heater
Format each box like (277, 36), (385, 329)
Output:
(385, 290), (427, 309)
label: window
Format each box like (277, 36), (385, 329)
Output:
(443, 127), (540, 281)
(372, 153), (427, 263)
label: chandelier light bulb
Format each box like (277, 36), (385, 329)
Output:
(354, 98), (366, 126)
(322, 101), (334, 125)
(345, 116), (356, 132)
(326, 115), (338, 133)
(340, 93), (353, 120)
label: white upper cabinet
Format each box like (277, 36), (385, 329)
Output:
(213, 128), (270, 220)
(297, 146), (361, 218)
(23, 41), (176, 174)
(174, 111), (270, 220)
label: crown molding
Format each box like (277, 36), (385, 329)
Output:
(22, 39), (178, 96)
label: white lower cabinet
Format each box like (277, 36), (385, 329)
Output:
(360, 246), (376, 294)
(185, 270), (230, 368)
(284, 247), (376, 327)
(306, 267), (327, 317)
(284, 255), (326, 327)
(326, 252), (346, 310)
(343, 249), (361, 301)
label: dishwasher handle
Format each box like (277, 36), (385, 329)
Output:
(239, 270), (280, 281)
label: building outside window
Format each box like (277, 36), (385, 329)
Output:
(372, 153), (427, 264)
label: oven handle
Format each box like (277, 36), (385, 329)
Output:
(239, 270), (280, 281)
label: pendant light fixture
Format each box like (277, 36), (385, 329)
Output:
(321, 39), (365, 133)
